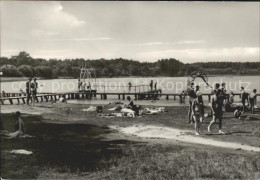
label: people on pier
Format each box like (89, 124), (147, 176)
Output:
(150, 80), (153, 91)
(128, 82), (132, 92)
(26, 78), (32, 105)
(1, 91), (6, 97)
(77, 79), (82, 91)
(31, 77), (38, 106)
(154, 82), (157, 91)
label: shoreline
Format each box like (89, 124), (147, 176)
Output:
(1, 74), (260, 82)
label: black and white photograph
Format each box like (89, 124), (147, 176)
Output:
(0, 1), (260, 179)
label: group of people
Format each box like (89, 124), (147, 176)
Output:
(77, 79), (91, 92)
(187, 78), (258, 135)
(128, 80), (157, 92)
(26, 77), (38, 106)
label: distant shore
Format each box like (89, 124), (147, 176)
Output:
(1, 74), (260, 83)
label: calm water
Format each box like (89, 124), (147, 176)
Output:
(2, 76), (259, 94)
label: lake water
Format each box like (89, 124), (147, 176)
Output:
(1, 76), (259, 95)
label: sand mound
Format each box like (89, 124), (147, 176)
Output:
(110, 124), (260, 152)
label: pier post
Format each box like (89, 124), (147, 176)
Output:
(22, 98), (26, 104)
(17, 98), (20, 104)
(44, 96), (48, 102)
(9, 99), (13, 104)
(208, 95), (211, 102)
(40, 96), (43, 102)
(166, 95), (169, 100)
(123, 94), (125, 100)
(118, 94), (120, 100)
(135, 94), (137, 100)
(0, 99), (4, 105)
(173, 95), (176, 100)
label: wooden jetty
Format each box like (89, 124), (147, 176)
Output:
(0, 90), (259, 105)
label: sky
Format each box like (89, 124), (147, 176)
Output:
(0, 1), (259, 63)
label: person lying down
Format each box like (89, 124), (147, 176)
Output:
(1, 111), (33, 139)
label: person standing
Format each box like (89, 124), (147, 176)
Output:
(150, 80), (153, 91)
(248, 89), (257, 114)
(26, 78), (32, 105)
(31, 77), (38, 106)
(128, 82), (132, 92)
(208, 89), (225, 134)
(191, 92), (204, 135)
(77, 79), (82, 92)
(154, 82), (157, 91)
(240, 87), (249, 112)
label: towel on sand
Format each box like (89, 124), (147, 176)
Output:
(82, 106), (96, 112)
(10, 149), (33, 155)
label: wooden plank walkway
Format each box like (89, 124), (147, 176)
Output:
(0, 90), (259, 105)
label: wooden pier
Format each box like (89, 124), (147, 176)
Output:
(0, 90), (259, 105)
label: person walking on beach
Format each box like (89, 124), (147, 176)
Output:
(26, 78), (32, 105)
(150, 80), (153, 91)
(208, 88), (225, 134)
(248, 89), (257, 114)
(31, 77), (38, 106)
(128, 82), (132, 92)
(240, 87), (249, 112)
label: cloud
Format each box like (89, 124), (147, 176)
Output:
(176, 40), (207, 44)
(124, 40), (206, 46)
(43, 37), (111, 42)
(33, 2), (85, 29)
(138, 47), (260, 62)
(1, 2), (85, 40)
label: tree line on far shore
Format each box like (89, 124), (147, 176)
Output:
(1, 51), (259, 78)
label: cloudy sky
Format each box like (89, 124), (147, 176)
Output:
(0, 1), (259, 63)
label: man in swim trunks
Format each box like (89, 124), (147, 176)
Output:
(191, 91), (204, 135)
(248, 89), (257, 114)
(240, 86), (249, 112)
(208, 88), (225, 134)
(187, 82), (197, 124)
